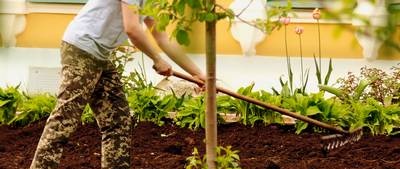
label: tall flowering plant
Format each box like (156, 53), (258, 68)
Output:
(280, 16), (293, 94)
(295, 26), (309, 94)
(312, 8), (333, 86)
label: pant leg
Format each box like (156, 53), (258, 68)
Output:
(89, 61), (132, 169)
(30, 42), (104, 169)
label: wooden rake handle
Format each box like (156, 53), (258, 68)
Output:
(172, 71), (349, 134)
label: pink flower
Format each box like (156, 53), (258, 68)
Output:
(279, 17), (290, 25)
(312, 8), (321, 20)
(295, 26), (304, 35)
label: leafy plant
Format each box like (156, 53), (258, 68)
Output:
(333, 65), (400, 105)
(314, 56), (333, 86)
(319, 78), (371, 103)
(175, 96), (205, 130)
(277, 15), (294, 95)
(8, 93), (56, 126)
(141, 0), (295, 46)
(185, 147), (204, 169)
(81, 104), (95, 125)
(215, 146), (241, 169)
(273, 8), (334, 98)
(360, 66), (400, 105)
(111, 46), (137, 75)
(141, 0), (235, 45)
(228, 84), (254, 126)
(216, 95), (235, 114)
(185, 146), (241, 169)
(255, 1), (295, 34)
(281, 92), (354, 134)
(128, 86), (185, 126)
(319, 76), (400, 135)
(0, 86), (23, 125)
(347, 98), (400, 135)
(282, 93), (322, 133)
(175, 96), (224, 130)
(110, 46), (150, 91)
(220, 83), (283, 127)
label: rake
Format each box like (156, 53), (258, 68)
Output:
(172, 71), (363, 153)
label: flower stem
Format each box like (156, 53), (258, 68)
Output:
(284, 25), (292, 91)
(299, 34), (304, 91)
(317, 19), (322, 83)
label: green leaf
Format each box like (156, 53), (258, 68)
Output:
(187, 0), (201, 8)
(271, 87), (279, 95)
(156, 13), (170, 31)
(324, 58), (333, 85)
(313, 54), (322, 84)
(205, 13), (216, 22)
(176, 29), (190, 45)
(280, 83), (291, 98)
(176, 111), (196, 118)
(199, 110), (205, 128)
(306, 106), (321, 116)
(0, 100), (11, 107)
(302, 68), (310, 94)
(295, 121), (308, 134)
(175, 0), (186, 15)
(318, 85), (344, 98)
(353, 79), (370, 100)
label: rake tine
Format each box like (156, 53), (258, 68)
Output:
(321, 129), (363, 153)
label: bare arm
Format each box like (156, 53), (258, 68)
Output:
(144, 18), (205, 81)
(121, 2), (171, 76)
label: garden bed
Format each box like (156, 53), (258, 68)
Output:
(1, 120), (400, 169)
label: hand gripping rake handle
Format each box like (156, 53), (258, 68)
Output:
(172, 71), (349, 134)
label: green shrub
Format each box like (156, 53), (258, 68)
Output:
(0, 86), (23, 125)
(185, 146), (241, 169)
(9, 93), (55, 126)
(81, 104), (95, 125)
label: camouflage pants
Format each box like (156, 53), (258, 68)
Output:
(30, 42), (132, 169)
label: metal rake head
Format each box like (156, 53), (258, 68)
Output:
(320, 129), (363, 154)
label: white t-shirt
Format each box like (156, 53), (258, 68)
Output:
(63, 0), (144, 60)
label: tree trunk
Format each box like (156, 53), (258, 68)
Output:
(205, 0), (217, 168)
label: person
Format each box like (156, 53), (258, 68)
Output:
(29, 0), (205, 168)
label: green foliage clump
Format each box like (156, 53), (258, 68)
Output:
(281, 92), (349, 134)
(218, 83), (283, 127)
(81, 104), (95, 125)
(175, 96), (206, 130)
(9, 93), (56, 126)
(0, 86), (23, 125)
(174, 95), (225, 130)
(141, 0), (235, 46)
(346, 98), (400, 136)
(335, 65), (400, 105)
(185, 146), (241, 169)
(128, 85), (186, 126)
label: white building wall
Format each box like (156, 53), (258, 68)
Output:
(0, 47), (398, 94)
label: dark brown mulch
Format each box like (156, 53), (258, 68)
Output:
(1, 120), (400, 169)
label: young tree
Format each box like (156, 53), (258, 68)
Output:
(141, 1), (234, 167)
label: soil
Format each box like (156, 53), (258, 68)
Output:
(1, 120), (400, 169)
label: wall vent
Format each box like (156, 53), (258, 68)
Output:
(27, 67), (61, 94)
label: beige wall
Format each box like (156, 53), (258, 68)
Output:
(16, 13), (75, 48)
(13, 11), (400, 60)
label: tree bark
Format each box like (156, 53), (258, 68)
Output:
(205, 0), (217, 168)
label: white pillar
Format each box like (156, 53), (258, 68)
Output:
(229, 0), (267, 57)
(352, 0), (388, 61)
(0, 0), (27, 47)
